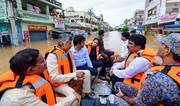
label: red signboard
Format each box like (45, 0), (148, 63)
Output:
(28, 25), (47, 31)
(159, 12), (177, 24)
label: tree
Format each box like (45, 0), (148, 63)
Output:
(119, 24), (129, 32)
(97, 24), (102, 31)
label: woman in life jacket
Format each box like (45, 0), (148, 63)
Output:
(86, 38), (104, 83)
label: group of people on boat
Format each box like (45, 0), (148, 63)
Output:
(0, 30), (179, 106)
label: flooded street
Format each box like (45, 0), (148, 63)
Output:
(0, 31), (159, 74)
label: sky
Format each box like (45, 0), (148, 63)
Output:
(59, 0), (145, 27)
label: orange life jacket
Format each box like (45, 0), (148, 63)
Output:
(86, 41), (100, 56)
(139, 65), (180, 92)
(44, 47), (74, 87)
(139, 65), (180, 106)
(0, 70), (56, 105)
(123, 47), (157, 89)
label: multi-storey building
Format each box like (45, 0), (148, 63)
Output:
(127, 10), (144, 31)
(144, 0), (180, 36)
(0, 0), (12, 45)
(1, 0), (67, 45)
(65, 7), (102, 33)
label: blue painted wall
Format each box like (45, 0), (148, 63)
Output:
(16, 21), (23, 42)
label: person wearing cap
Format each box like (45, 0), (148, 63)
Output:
(114, 33), (180, 106)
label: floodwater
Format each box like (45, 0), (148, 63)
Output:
(0, 31), (160, 75)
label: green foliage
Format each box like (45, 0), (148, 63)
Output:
(97, 25), (102, 31)
(119, 24), (129, 32)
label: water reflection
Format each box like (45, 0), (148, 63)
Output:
(0, 31), (160, 74)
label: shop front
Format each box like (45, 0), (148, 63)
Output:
(0, 23), (12, 45)
(28, 25), (48, 42)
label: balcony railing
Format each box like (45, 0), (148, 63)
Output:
(14, 9), (51, 23)
(14, 9), (67, 24)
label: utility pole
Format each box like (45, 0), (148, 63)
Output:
(8, 0), (19, 46)
(88, 8), (93, 34)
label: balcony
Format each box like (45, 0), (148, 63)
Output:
(14, 9), (52, 23)
(14, 9), (67, 24)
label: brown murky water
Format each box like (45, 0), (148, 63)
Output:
(0, 31), (160, 75)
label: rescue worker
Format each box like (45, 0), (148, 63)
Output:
(45, 33), (91, 99)
(114, 33), (180, 106)
(109, 34), (157, 90)
(0, 48), (79, 106)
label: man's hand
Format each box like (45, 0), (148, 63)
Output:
(116, 86), (124, 98)
(76, 72), (85, 78)
(109, 68), (114, 76)
(73, 92), (81, 105)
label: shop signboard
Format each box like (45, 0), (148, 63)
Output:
(54, 20), (65, 28)
(159, 12), (177, 24)
(0, 23), (11, 35)
(28, 25), (47, 31)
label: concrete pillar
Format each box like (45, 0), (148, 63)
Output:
(8, 1), (19, 46)
(16, 0), (22, 10)
(46, 5), (49, 15)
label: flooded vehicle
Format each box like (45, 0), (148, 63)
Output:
(0, 31), (159, 74)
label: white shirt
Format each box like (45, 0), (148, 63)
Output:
(0, 85), (76, 106)
(120, 40), (129, 58)
(46, 48), (77, 83)
(112, 50), (151, 78)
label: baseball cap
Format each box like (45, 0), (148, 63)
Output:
(157, 33), (180, 56)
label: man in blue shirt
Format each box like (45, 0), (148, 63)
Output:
(70, 35), (99, 83)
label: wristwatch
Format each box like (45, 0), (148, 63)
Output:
(121, 94), (126, 100)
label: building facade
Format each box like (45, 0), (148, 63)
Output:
(127, 10), (144, 32)
(144, 0), (180, 36)
(65, 7), (106, 34)
(1, 0), (68, 45)
(0, 0), (12, 45)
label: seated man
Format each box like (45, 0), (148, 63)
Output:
(45, 33), (91, 99)
(111, 31), (130, 63)
(0, 48), (79, 106)
(70, 35), (99, 83)
(114, 33), (180, 106)
(98, 30), (114, 62)
(109, 34), (157, 90)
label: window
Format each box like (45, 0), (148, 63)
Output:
(172, 8), (179, 12)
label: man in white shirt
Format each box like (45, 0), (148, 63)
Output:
(45, 33), (91, 100)
(111, 31), (130, 63)
(109, 34), (157, 91)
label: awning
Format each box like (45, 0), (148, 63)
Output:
(164, 28), (180, 32)
(53, 30), (71, 34)
(165, 24), (180, 27)
(53, 30), (65, 33)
